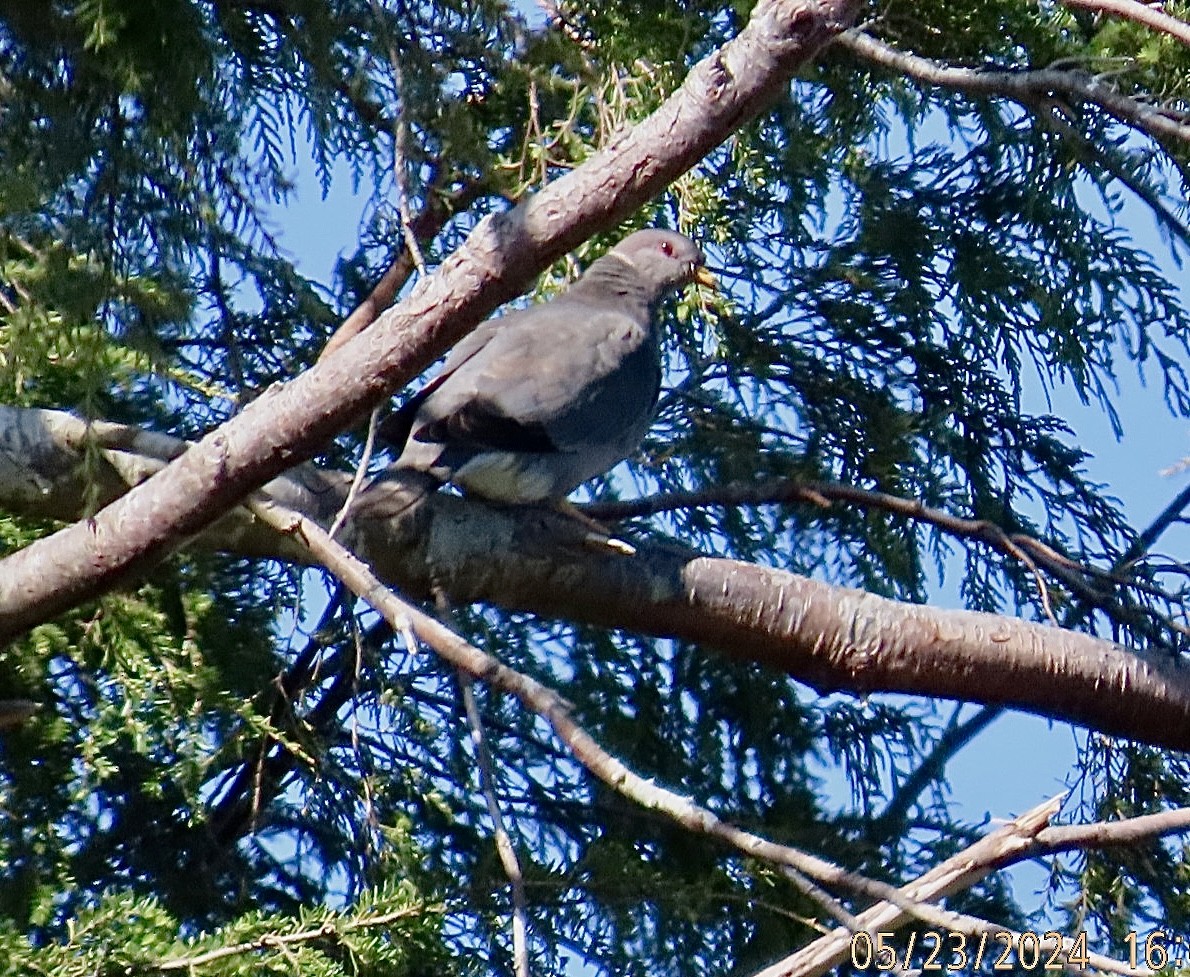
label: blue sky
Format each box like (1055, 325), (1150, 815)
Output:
(268, 96), (1189, 924)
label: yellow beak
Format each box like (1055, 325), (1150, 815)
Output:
(692, 265), (719, 291)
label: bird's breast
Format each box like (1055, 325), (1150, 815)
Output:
(453, 452), (559, 503)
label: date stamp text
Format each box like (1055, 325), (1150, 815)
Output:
(849, 929), (1188, 971)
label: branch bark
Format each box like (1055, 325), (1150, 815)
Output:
(0, 0), (858, 641)
(764, 802), (1190, 977)
(8, 405), (1190, 753)
(1063, 0), (1190, 48)
(836, 28), (1190, 148)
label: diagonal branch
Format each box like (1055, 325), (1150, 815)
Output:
(753, 792), (1188, 977)
(1062, 0), (1190, 48)
(245, 494), (1053, 936)
(835, 28), (1190, 149)
(871, 704), (1003, 839)
(246, 495), (931, 908)
(0, 0), (859, 641)
(248, 498), (1161, 977)
(8, 405), (1190, 752)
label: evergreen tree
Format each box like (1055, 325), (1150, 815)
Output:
(1, 1), (1189, 974)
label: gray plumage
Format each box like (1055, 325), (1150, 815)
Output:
(370, 229), (713, 510)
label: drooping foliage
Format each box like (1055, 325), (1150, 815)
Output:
(1, 0), (1189, 974)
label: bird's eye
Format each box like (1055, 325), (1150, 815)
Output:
(660, 240), (674, 256)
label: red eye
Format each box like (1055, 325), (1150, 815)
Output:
(660, 240), (674, 256)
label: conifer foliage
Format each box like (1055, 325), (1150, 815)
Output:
(2, 1), (1190, 974)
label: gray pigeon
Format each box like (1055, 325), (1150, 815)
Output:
(363, 229), (714, 525)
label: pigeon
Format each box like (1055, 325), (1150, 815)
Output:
(360, 229), (715, 538)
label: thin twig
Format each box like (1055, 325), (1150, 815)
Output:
(458, 670), (532, 977)
(835, 29), (1190, 147)
(390, 63), (427, 275)
(435, 582), (531, 976)
(316, 175), (484, 361)
(586, 479), (1123, 591)
(585, 476), (1190, 642)
(777, 867), (863, 931)
(156, 905), (439, 971)
(873, 704), (1004, 837)
(329, 407), (381, 539)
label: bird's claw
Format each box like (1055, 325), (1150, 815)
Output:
(583, 531), (637, 556)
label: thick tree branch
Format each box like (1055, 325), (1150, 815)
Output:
(248, 497), (1105, 957)
(589, 477), (1189, 648)
(0, 0), (858, 641)
(265, 477), (1185, 977)
(260, 499), (1183, 977)
(0, 406), (343, 565)
(8, 406), (1190, 753)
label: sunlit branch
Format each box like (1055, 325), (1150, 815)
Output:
(835, 29), (1190, 149)
(245, 494), (1052, 940)
(239, 493), (1188, 977)
(753, 795), (1150, 977)
(586, 476), (1190, 646)
(1034, 804), (1190, 852)
(1062, 0), (1190, 48)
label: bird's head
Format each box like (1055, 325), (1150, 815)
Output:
(606, 229), (718, 294)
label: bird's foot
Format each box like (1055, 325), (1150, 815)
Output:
(554, 500), (637, 556)
(583, 531), (637, 557)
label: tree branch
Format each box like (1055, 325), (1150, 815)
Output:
(226, 495), (1179, 977)
(871, 704), (1003, 840)
(246, 496), (1103, 955)
(752, 794), (1158, 977)
(835, 28), (1190, 148)
(8, 405), (1190, 752)
(1063, 0), (1190, 48)
(0, 0), (859, 641)
(1034, 804), (1190, 853)
(588, 477), (1190, 649)
(765, 802), (1190, 977)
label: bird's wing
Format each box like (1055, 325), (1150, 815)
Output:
(413, 299), (658, 455)
(377, 317), (506, 450)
